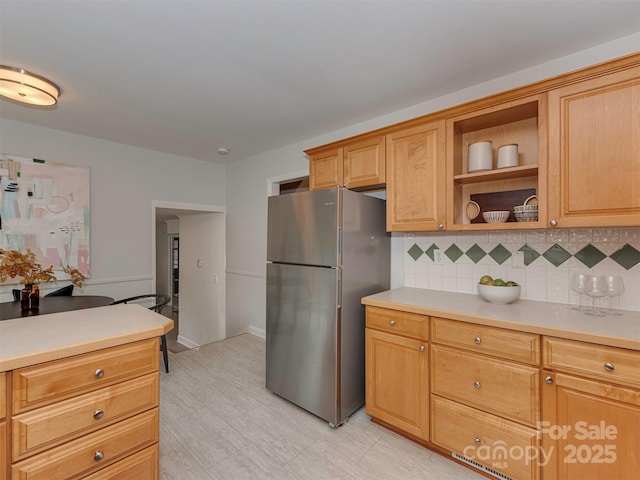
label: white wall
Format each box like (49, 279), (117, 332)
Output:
(0, 120), (225, 301)
(178, 212), (226, 347)
(225, 34), (640, 335)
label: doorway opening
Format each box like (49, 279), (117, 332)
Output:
(152, 201), (226, 350)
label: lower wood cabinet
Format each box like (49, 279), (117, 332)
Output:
(431, 345), (540, 427)
(432, 395), (540, 480)
(365, 328), (429, 441)
(541, 337), (640, 479)
(541, 371), (640, 480)
(365, 304), (640, 479)
(5, 338), (161, 480)
(0, 421), (6, 480)
(83, 444), (159, 480)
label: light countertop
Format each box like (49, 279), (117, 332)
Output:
(0, 304), (174, 372)
(362, 288), (640, 351)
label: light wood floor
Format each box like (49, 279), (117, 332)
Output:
(158, 333), (483, 479)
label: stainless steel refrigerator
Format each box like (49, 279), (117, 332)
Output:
(266, 187), (390, 426)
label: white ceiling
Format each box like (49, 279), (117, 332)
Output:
(1, 1), (639, 164)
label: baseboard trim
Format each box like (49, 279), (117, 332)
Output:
(247, 325), (266, 339)
(177, 335), (200, 349)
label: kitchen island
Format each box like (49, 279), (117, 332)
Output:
(362, 288), (640, 480)
(0, 303), (173, 479)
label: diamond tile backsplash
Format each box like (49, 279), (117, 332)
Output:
(402, 227), (640, 311)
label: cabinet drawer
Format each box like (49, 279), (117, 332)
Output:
(366, 306), (429, 340)
(432, 395), (540, 480)
(431, 345), (539, 426)
(432, 317), (540, 365)
(12, 373), (159, 461)
(83, 444), (158, 480)
(0, 372), (6, 420)
(543, 337), (640, 388)
(11, 408), (158, 480)
(12, 338), (159, 414)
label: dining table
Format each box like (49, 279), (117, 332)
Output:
(0, 295), (115, 321)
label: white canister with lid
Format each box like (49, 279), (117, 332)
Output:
(468, 141), (493, 172)
(497, 144), (519, 169)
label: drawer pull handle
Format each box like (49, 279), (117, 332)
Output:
(389, 320), (396, 326)
(474, 437), (481, 446)
(604, 362), (615, 372)
(94, 368), (105, 379)
(545, 376), (554, 384)
(93, 409), (104, 420)
(419, 345), (425, 352)
(474, 337), (481, 345)
(474, 381), (481, 389)
(94, 450), (104, 462)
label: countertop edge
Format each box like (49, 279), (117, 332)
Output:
(362, 289), (640, 351)
(0, 305), (174, 372)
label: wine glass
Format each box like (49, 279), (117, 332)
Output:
(602, 275), (625, 315)
(584, 275), (607, 317)
(569, 273), (588, 311)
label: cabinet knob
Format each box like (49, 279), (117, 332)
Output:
(438, 224), (444, 230)
(474, 337), (481, 345)
(550, 220), (558, 227)
(474, 381), (481, 389)
(93, 409), (104, 420)
(545, 376), (554, 384)
(94, 368), (104, 379)
(604, 362), (615, 372)
(474, 437), (481, 446)
(389, 320), (396, 326)
(94, 450), (104, 462)
(419, 345), (425, 352)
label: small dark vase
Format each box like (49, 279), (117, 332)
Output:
(21, 283), (40, 312)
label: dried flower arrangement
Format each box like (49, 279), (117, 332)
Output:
(0, 248), (86, 287)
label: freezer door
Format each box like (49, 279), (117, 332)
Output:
(266, 262), (340, 424)
(267, 188), (339, 267)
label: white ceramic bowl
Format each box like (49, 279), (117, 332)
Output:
(482, 210), (510, 223)
(513, 205), (538, 213)
(514, 211), (538, 222)
(478, 283), (521, 304)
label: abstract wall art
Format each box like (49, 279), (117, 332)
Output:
(0, 154), (90, 284)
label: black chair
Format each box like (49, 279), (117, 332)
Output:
(113, 294), (171, 373)
(45, 284), (74, 297)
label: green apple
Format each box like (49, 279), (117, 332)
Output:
(479, 275), (493, 285)
(494, 278), (507, 286)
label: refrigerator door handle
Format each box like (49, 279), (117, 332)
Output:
(338, 227), (343, 266)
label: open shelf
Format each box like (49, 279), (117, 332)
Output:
(454, 165), (539, 185)
(447, 94), (547, 229)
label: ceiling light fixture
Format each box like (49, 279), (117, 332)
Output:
(217, 147), (230, 155)
(0, 65), (60, 106)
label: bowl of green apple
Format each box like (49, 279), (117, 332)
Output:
(477, 275), (520, 304)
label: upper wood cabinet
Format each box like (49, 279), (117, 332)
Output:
(386, 120), (445, 231)
(307, 135), (385, 191)
(445, 93), (548, 230)
(547, 65), (640, 228)
(308, 148), (343, 190)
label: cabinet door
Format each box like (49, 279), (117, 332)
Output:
(343, 136), (385, 189)
(309, 148), (343, 190)
(0, 422), (6, 480)
(365, 328), (429, 440)
(548, 66), (640, 227)
(541, 371), (640, 480)
(386, 120), (445, 231)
